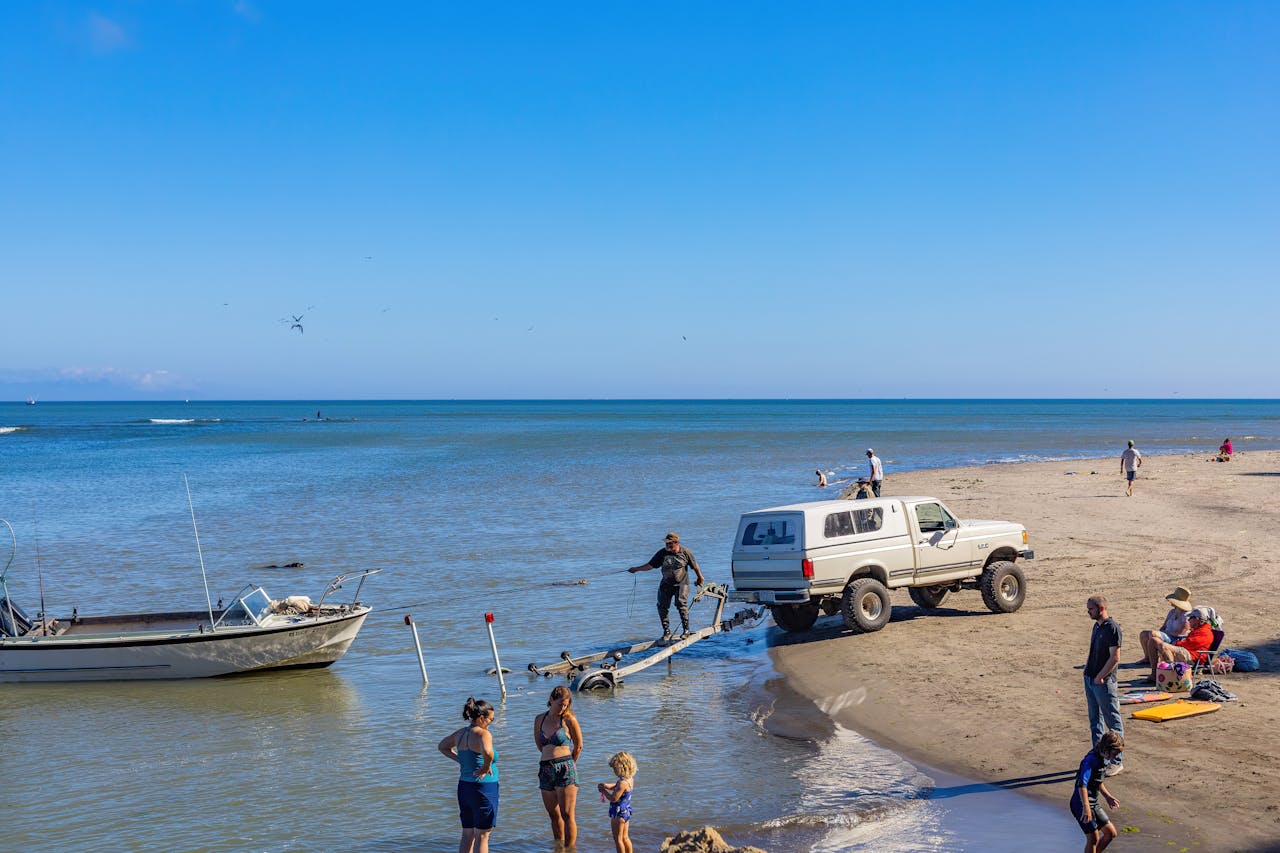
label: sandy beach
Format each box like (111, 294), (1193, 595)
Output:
(771, 450), (1280, 852)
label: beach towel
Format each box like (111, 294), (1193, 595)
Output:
(1190, 680), (1237, 703)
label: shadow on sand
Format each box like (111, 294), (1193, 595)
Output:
(927, 768), (1078, 799)
(766, 604), (1002, 649)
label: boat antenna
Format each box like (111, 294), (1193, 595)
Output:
(1, 519), (17, 638)
(33, 522), (48, 636)
(184, 475), (217, 631)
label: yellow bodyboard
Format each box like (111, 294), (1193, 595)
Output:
(1131, 700), (1221, 722)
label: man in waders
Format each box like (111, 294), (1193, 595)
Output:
(628, 532), (706, 643)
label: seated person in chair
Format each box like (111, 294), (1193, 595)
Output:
(1138, 585), (1192, 664)
(1146, 606), (1215, 683)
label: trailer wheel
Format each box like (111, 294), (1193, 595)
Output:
(980, 561), (1026, 613)
(769, 602), (820, 633)
(841, 578), (892, 633)
(908, 585), (949, 609)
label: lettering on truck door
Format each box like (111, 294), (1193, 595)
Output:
(909, 501), (974, 581)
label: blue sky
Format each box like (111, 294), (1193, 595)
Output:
(2, 2), (1277, 399)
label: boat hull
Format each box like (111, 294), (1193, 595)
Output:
(0, 608), (369, 683)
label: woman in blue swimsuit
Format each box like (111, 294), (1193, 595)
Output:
(534, 685), (583, 849)
(439, 697), (499, 853)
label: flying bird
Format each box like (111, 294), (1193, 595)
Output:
(280, 314), (304, 334)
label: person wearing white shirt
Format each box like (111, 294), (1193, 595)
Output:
(1120, 440), (1142, 497)
(866, 449), (883, 497)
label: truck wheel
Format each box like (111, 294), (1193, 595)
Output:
(908, 585), (948, 609)
(981, 561), (1026, 613)
(841, 578), (892, 633)
(770, 602), (820, 633)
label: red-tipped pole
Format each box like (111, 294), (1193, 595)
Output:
(485, 612), (507, 696)
(405, 614), (428, 686)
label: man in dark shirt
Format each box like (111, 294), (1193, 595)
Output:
(1084, 595), (1125, 776)
(628, 532), (706, 643)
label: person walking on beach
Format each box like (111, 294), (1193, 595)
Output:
(1070, 731), (1123, 853)
(535, 685), (583, 850)
(1120, 440), (1142, 496)
(628, 532), (706, 642)
(597, 751), (637, 853)
(1083, 595), (1124, 776)
(438, 697), (499, 853)
(866, 449), (883, 497)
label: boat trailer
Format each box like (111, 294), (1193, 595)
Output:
(526, 582), (761, 692)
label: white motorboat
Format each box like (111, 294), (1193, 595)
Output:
(0, 522), (378, 683)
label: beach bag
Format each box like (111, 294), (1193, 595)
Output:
(1156, 661), (1193, 693)
(1210, 655), (1235, 675)
(1223, 648), (1259, 672)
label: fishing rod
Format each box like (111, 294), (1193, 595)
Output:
(1, 519), (17, 638)
(33, 522), (47, 636)
(184, 475), (217, 631)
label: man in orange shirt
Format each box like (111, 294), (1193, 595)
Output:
(1146, 606), (1214, 683)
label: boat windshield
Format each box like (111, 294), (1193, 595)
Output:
(215, 587), (275, 628)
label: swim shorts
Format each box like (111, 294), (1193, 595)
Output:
(538, 757), (579, 790)
(1070, 794), (1109, 835)
(1126, 471), (1136, 482)
(458, 780), (499, 830)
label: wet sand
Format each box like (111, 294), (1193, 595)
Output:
(770, 450), (1280, 852)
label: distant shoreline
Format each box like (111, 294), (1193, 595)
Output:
(771, 451), (1280, 852)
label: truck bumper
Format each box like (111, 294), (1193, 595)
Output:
(727, 589), (810, 605)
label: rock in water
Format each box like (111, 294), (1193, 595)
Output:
(660, 826), (767, 853)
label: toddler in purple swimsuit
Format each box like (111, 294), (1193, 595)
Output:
(597, 751), (636, 853)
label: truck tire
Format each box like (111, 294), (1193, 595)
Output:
(841, 578), (892, 633)
(770, 602), (820, 633)
(981, 560), (1026, 613)
(908, 585), (948, 609)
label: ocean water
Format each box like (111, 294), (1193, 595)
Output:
(2, 399), (1277, 851)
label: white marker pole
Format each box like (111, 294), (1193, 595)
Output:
(485, 612), (507, 696)
(405, 614), (428, 686)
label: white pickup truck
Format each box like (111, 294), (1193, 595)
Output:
(728, 497), (1033, 634)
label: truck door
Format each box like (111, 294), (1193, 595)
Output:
(909, 501), (973, 582)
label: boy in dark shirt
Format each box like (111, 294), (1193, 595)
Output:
(1071, 732), (1123, 851)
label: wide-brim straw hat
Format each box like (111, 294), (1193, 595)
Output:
(1165, 585), (1193, 612)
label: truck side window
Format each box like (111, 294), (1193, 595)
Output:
(916, 503), (946, 533)
(853, 508), (883, 533)
(824, 512), (855, 538)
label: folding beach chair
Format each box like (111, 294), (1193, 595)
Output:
(1191, 628), (1227, 677)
